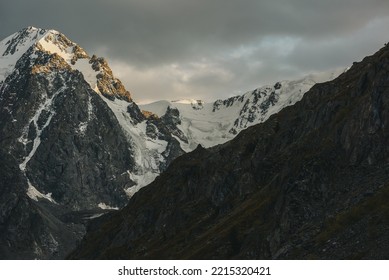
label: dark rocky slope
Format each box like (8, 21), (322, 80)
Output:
(70, 44), (389, 259)
(0, 150), (86, 259)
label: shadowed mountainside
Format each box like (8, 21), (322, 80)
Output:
(70, 44), (389, 259)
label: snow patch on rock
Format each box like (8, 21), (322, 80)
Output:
(98, 203), (119, 210)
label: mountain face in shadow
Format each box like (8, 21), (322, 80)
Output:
(70, 44), (389, 259)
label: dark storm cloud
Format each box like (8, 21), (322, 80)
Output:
(1, 0), (389, 102)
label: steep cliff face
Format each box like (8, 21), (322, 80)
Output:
(70, 44), (389, 259)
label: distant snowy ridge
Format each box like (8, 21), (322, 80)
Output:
(140, 67), (346, 151)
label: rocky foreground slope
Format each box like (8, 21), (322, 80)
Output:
(70, 43), (389, 259)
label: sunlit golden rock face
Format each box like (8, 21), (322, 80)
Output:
(31, 53), (71, 74)
(89, 55), (132, 102)
(141, 110), (159, 120)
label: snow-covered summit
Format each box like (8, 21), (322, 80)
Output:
(0, 26), (132, 101)
(0, 27), (45, 82)
(0, 27), (78, 76)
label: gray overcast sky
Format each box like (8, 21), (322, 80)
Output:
(1, 0), (389, 103)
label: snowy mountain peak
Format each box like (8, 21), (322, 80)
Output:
(0, 27), (187, 202)
(0, 27), (79, 83)
(1, 26), (46, 56)
(1, 26), (82, 59)
(0, 27), (44, 82)
(1, 26), (133, 102)
(36, 29), (89, 64)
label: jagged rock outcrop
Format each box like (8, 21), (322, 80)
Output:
(160, 106), (189, 144)
(89, 55), (132, 102)
(70, 43), (389, 260)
